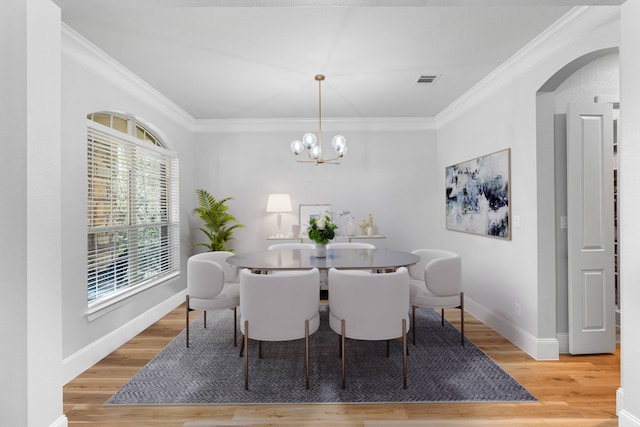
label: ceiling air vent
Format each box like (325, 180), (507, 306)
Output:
(416, 75), (440, 86)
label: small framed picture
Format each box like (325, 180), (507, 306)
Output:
(299, 204), (331, 232)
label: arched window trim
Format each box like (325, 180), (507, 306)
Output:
(87, 111), (167, 148)
(86, 112), (180, 319)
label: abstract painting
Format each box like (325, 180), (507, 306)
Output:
(445, 148), (511, 239)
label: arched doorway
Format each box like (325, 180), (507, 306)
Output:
(536, 47), (619, 354)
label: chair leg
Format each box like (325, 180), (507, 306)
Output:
(239, 335), (245, 357)
(204, 310), (207, 328)
(305, 319), (310, 390)
(233, 307), (237, 347)
(185, 295), (190, 348)
(412, 305), (417, 345)
(386, 340), (390, 357)
(460, 291), (465, 346)
(337, 334), (342, 358)
(402, 318), (407, 389)
(441, 308), (445, 327)
(244, 320), (249, 390)
(341, 319), (346, 390)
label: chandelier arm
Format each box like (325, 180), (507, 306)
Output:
(294, 155), (319, 163)
(320, 154), (343, 164)
(295, 155), (343, 165)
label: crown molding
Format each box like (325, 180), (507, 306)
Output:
(61, 23), (196, 131)
(194, 117), (436, 133)
(436, 5), (620, 128)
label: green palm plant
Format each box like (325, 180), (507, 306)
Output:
(192, 189), (244, 252)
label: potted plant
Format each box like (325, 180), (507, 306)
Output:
(192, 188), (244, 252)
(307, 214), (337, 257)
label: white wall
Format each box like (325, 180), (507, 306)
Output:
(553, 54), (620, 113)
(618, 0), (640, 424)
(1, 1), (67, 426)
(1, 2), (30, 424)
(59, 27), (197, 382)
(192, 122), (439, 254)
(435, 7), (620, 360)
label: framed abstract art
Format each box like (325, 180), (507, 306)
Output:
(445, 148), (511, 240)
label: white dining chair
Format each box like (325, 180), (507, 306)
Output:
(267, 243), (315, 250)
(239, 267), (320, 390)
(186, 251), (240, 348)
(326, 242), (375, 250)
(327, 242), (377, 272)
(408, 249), (464, 346)
(327, 267), (410, 389)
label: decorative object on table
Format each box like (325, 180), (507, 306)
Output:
(347, 216), (356, 236)
(299, 203), (331, 232)
(192, 188), (244, 252)
(445, 148), (511, 239)
(368, 213), (374, 231)
(307, 214), (337, 258)
(265, 194), (292, 237)
(329, 210), (350, 236)
(359, 219), (368, 235)
(289, 74), (348, 165)
(291, 224), (301, 236)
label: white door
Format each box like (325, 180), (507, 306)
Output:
(567, 102), (615, 355)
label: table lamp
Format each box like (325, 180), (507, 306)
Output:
(266, 194), (292, 237)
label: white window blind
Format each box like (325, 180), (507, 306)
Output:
(87, 120), (179, 304)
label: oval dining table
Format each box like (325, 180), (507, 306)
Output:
(226, 247), (420, 272)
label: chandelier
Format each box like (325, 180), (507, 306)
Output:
(290, 74), (347, 165)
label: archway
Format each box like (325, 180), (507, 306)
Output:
(536, 47), (619, 354)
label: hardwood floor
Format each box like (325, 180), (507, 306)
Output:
(63, 304), (620, 426)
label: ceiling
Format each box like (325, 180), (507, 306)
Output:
(57, 1), (620, 120)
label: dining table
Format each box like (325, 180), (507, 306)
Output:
(226, 247), (420, 273)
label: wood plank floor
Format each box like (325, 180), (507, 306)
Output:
(63, 304), (620, 426)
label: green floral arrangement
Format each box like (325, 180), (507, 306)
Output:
(307, 215), (337, 245)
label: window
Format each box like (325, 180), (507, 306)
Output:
(86, 113), (179, 306)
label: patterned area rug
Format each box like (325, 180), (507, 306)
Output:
(106, 306), (536, 404)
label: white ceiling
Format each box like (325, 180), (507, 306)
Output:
(57, 1), (620, 120)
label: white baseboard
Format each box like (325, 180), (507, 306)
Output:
(50, 415), (68, 427)
(465, 297), (559, 360)
(616, 387), (640, 427)
(619, 410), (640, 427)
(618, 387), (624, 416)
(557, 332), (569, 353)
(62, 290), (186, 384)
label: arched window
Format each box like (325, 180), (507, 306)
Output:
(86, 112), (179, 307)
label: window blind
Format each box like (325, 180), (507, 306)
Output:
(87, 121), (179, 304)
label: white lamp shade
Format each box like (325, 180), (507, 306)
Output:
(266, 194), (292, 213)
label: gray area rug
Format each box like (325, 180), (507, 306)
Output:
(106, 306), (536, 404)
